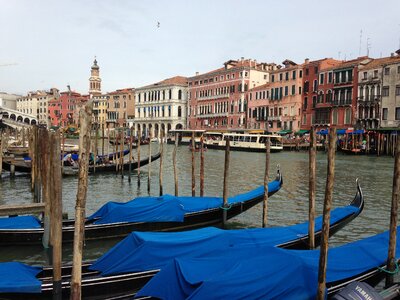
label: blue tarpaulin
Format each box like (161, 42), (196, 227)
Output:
(318, 129), (365, 135)
(90, 204), (359, 276)
(0, 215), (41, 229)
(0, 262), (42, 293)
(88, 180), (281, 225)
(136, 229), (400, 300)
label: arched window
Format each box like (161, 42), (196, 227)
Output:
(178, 90), (182, 100)
(169, 89), (172, 99)
(178, 106), (182, 117)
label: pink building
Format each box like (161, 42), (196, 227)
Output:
(188, 58), (275, 130)
(247, 60), (304, 134)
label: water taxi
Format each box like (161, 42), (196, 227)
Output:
(204, 132), (283, 152)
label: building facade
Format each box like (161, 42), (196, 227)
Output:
(134, 76), (188, 138)
(16, 88), (59, 126)
(48, 91), (88, 127)
(300, 58), (342, 130)
(380, 51), (400, 128)
(92, 95), (108, 127)
(106, 88), (135, 128)
(188, 58), (274, 130)
(0, 92), (20, 110)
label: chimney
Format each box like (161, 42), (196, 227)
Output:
(195, 72), (199, 76)
(241, 57), (244, 61)
(305, 58), (310, 64)
(391, 53), (395, 57)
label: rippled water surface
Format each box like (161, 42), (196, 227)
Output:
(0, 144), (395, 265)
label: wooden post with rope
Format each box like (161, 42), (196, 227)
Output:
(49, 130), (62, 300)
(200, 136), (205, 197)
(173, 132), (178, 196)
(309, 128), (317, 249)
(191, 132), (195, 197)
(262, 137), (270, 228)
(386, 136), (400, 287)
(137, 129), (141, 187)
(316, 127), (337, 300)
(222, 139), (230, 228)
(70, 101), (92, 300)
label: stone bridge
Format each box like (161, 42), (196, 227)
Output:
(0, 107), (37, 128)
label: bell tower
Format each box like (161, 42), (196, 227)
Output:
(89, 57), (102, 96)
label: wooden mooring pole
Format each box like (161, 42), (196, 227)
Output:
(386, 135), (400, 287)
(173, 132), (178, 196)
(191, 132), (196, 197)
(317, 127), (337, 300)
(49, 130), (62, 300)
(70, 101), (92, 300)
(30, 126), (37, 193)
(0, 131), (3, 179)
(137, 129), (141, 187)
(120, 128), (124, 178)
(222, 139), (230, 228)
(40, 129), (51, 249)
(147, 132), (152, 193)
(309, 128), (317, 249)
(159, 131), (164, 196)
(128, 127), (133, 183)
(200, 136), (205, 197)
(262, 137), (270, 228)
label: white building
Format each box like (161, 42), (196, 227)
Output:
(134, 76), (188, 138)
(0, 92), (20, 110)
(16, 88), (59, 126)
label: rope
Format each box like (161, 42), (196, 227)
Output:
(378, 261), (400, 274)
(220, 204), (232, 211)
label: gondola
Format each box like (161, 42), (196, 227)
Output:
(337, 145), (366, 155)
(1, 150), (133, 174)
(137, 223), (400, 300)
(0, 168), (282, 245)
(0, 180), (364, 299)
(62, 152), (161, 176)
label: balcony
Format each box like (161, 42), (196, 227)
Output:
(267, 116), (282, 121)
(197, 112), (229, 119)
(197, 93), (230, 101)
(332, 99), (352, 106)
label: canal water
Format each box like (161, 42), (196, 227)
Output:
(0, 144), (395, 266)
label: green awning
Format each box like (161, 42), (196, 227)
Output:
(295, 130), (309, 135)
(277, 130), (293, 135)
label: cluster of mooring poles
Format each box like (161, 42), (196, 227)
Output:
(310, 127), (400, 299)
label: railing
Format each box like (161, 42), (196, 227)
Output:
(197, 93), (230, 101)
(266, 116), (282, 121)
(197, 112), (229, 118)
(332, 99), (352, 106)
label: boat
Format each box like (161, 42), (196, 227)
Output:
(137, 224), (400, 299)
(0, 169), (282, 245)
(1, 150), (132, 174)
(0, 181), (363, 299)
(6, 146), (29, 157)
(204, 132), (284, 152)
(63, 152), (161, 176)
(167, 129), (206, 145)
(337, 145), (366, 155)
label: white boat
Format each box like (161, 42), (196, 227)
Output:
(168, 130), (205, 145)
(204, 132), (283, 152)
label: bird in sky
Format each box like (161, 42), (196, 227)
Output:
(157, 22), (160, 28)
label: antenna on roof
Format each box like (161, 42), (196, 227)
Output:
(359, 29), (362, 56)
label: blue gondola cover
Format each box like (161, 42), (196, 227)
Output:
(0, 215), (41, 229)
(136, 229), (400, 300)
(0, 262), (42, 293)
(90, 204), (359, 275)
(88, 180), (281, 225)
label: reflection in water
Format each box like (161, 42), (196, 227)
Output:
(0, 144), (395, 265)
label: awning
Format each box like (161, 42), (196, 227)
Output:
(277, 130), (292, 135)
(295, 130), (309, 135)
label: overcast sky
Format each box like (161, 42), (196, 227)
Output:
(1, 0), (399, 95)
